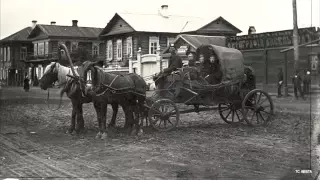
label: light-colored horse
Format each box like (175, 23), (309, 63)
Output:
(40, 62), (89, 134)
(39, 62), (121, 136)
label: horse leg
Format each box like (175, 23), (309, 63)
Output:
(67, 101), (76, 134)
(123, 105), (130, 129)
(94, 102), (102, 139)
(133, 103), (143, 136)
(100, 103), (108, 140)
(75, 103), (85, 134)
(122, 105), (133, 135)
(108, 102), (118, 128)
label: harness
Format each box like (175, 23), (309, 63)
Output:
(93, 73), (137, 96)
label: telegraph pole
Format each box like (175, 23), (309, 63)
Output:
(292, 0), (300, 71)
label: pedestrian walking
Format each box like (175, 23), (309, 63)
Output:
(292, 70), (304, 100)
(303, 69), (311, 95)
(277, 68), (283, 97)
(23, 75), (30, 92)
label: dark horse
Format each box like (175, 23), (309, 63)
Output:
(81, 61), (147, 139)
(38, 44), (121, 135)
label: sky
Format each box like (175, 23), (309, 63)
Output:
(0, 0), (319, 39)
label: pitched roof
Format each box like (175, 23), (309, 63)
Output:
(29, 25), (103, 39)
(0, 27), (32, 43)
(118, 13), (210, 33)
(162, 34), (227, 54)
(100, 13), (241, 36)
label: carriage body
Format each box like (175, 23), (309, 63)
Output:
(147, 44), (273, 131)
(152, 44), (252, 105)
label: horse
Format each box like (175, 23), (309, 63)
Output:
(81, 61), (147, 139)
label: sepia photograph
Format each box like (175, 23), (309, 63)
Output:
(0, 0), (319, 179)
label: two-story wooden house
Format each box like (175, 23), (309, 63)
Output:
(99, 5), (242, 69)
(26, 20), (103, 84)
(0, 26), (33, 86)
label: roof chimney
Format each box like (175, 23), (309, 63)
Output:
(51, 21), (56, 25)
(72, 20), (78, 27)
(32, 20), (37, 29)
(159, 5), (169, 18)
(248, 26), (256, 35)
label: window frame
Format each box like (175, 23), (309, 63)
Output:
(167, 37), (175, 47)
(20, 46), (27, 60)
(34, 43), (38, 56)
(38, 42), (44, 56)
(116, 39), (122, 61)
(107, 40), (113, 61)
(92, 43), (99, 57)
(149, 36), (159, 54)
(7, 47), (10, 61)
(4, 47), (7, 62)
(126, 37), (132, 58)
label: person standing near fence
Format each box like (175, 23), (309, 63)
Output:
(292, 70), (304, 100)
(277, 68), (283, 97)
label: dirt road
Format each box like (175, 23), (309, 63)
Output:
(0, 87), (316, 179)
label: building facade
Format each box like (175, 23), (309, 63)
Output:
(0, 27), (33, 86)
(25, 20), (104, 85)
(99, 5), (242, 71)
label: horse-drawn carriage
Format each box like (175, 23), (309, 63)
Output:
(144, 44), (274, 132)
(40, 43), (274, 138)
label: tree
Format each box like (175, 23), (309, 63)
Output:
(292, 0), (300, 71)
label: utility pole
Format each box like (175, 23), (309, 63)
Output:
(292, 0), (300, 71)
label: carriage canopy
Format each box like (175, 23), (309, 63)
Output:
(196, 44), (245, 81)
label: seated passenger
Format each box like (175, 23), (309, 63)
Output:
(201, 53), (223, 85)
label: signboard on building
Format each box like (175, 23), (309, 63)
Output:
(227, 27), (318, 50)
(177, 46), (188, 55)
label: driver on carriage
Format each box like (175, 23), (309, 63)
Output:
(163, 44), (183, 76)
(153, 44), (183, 88)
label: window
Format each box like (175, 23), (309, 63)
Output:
(71, 42), (78, 52)
(45, 42), (49, 55)
(0, 48), (2, 61)
(92, 43), (99, 57)
(21, 46), (27, 60)
(65, 42), (71, 51)
(0, 68), (2, 80)
(107, 40), (113, 61)
(4, 47), (6, 61)
(149, 36), (159, 54)
(7, 47), (10, 61)
(3, 68), (7, 79)
(116, 39), (122, 60)
(38, 42), (44, 55)
(167, 37), (175, 47)
(34, 43), (38, 56)
(126, 37), (132, 58)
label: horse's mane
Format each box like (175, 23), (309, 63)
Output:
(55, 63), (80, 84)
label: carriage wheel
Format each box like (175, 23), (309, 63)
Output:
(242, 89), (274, 126)
(218, 102), (244, 124)
(148, 99), (180, 132)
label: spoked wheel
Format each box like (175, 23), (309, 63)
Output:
(148, 99), (180, 132)
(218, 101), (245, 124)
(242, 89), (274, 126)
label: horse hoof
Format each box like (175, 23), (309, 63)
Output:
(66, 129), (73, 134)
(101, 132), (108, 140)
(95, 132), (102, 139)
(137, 129), (144, 136)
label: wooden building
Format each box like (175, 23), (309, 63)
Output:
(99, 5), (242, 68)
(25, 20), (103, 85)
(0, 26), (33, 86)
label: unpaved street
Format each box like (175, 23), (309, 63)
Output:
(0, 87), (316, 179)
